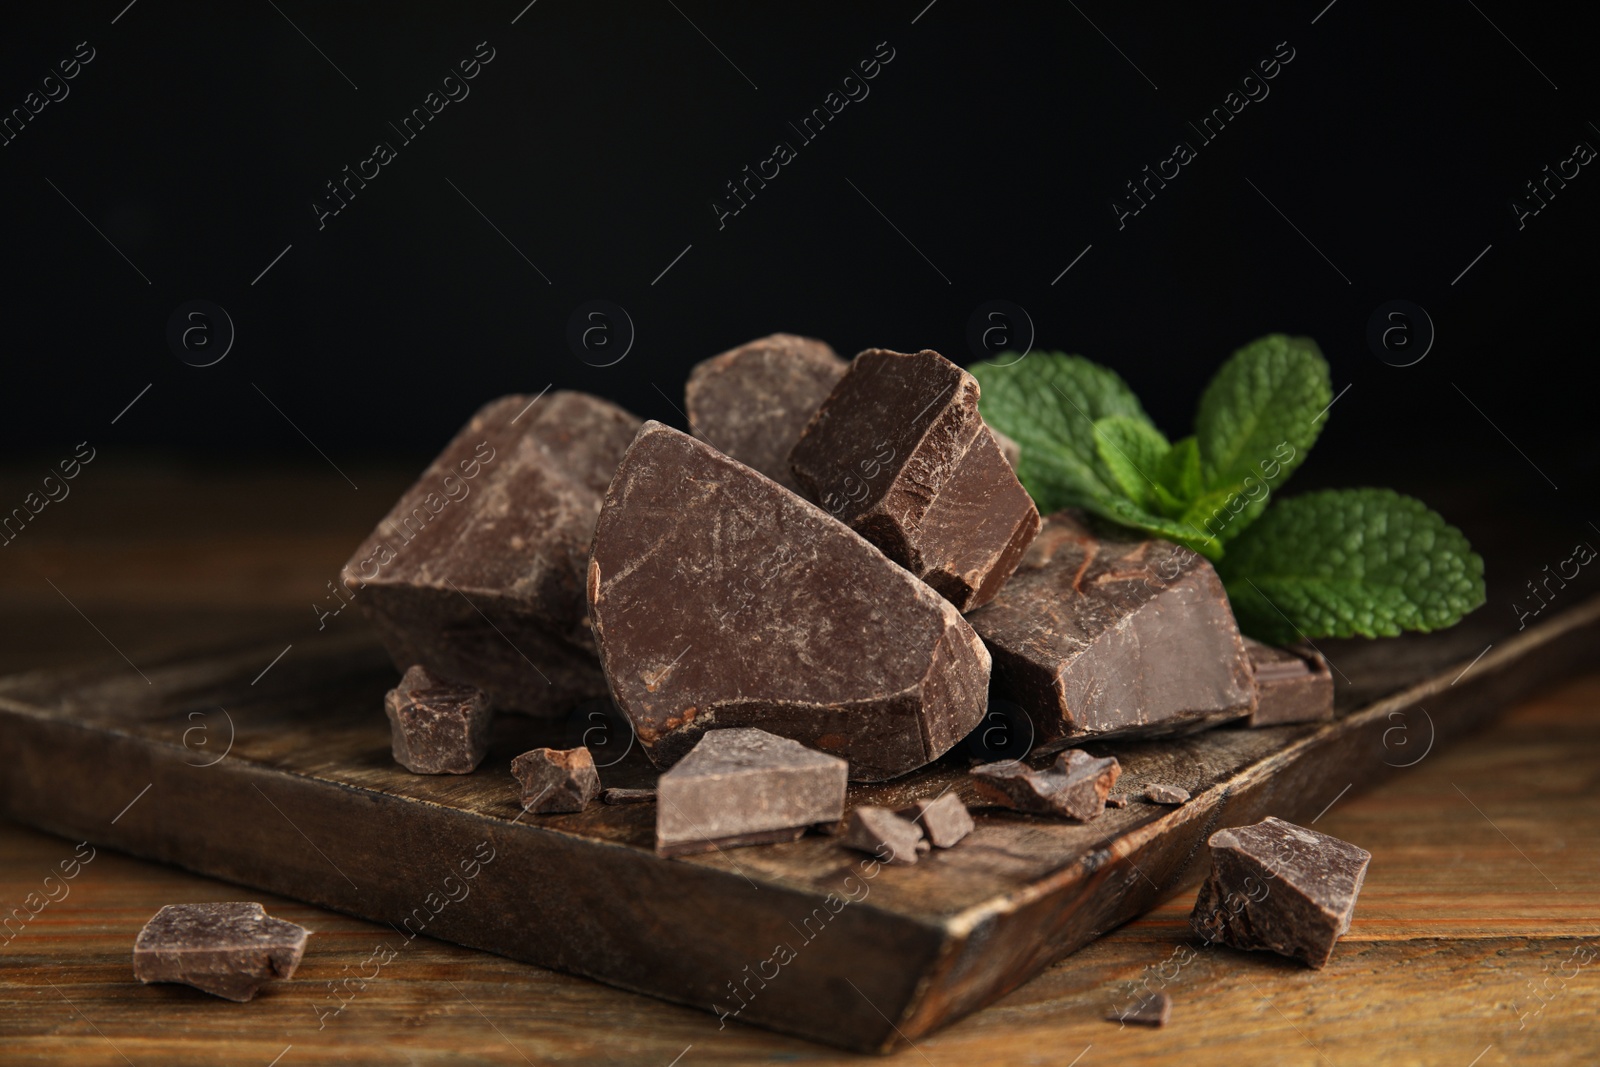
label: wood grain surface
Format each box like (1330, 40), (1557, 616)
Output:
(0, 462), (1596, 1064)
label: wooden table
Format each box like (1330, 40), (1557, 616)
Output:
(1, 463), (1596, 1065)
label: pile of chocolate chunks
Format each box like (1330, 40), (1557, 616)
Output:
(343, 335), (1334, 856)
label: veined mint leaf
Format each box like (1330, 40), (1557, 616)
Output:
(1094, 494), (1223, 560)
(1155, 436), (1202, 507)
(1219, 488), (1486, 643)
(972, 353), (1156, 514)
(1093, 415), (1170, 510)
(1194, 335), (1331, 505)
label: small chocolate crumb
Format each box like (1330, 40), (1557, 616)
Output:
(1144, 783), (1191, 805)
(842, 806), (924, 865)
(384, 664), (492, 775)
(512, 747), (601, 813)
(898, 793), (975, 848)
(133, 902), (308, 1002)
(601, 787), (657, 805)
(1107, 991), (1171, 1027)
(1105, 794), (1129, 809)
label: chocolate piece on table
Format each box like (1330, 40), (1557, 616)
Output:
(684, 334), (846, 491)
(1105, 794), (1129, 809)
(1245, 638), (1335, 726)
(967, 512), (1255, 749)
(384, 665), (492, 775)
(1107, 992), (1171, 1027)
(133, 902), (308, 1002)
(342, 391), (642, 718)
(1190, 816), (1371, 968)
(843, 806), (924, 865)
(589, 422), (990, 781)
(788, 348), (1040, 612)
(970, 749), (1121, 821)
(899, 793), (974, 848)
(1144, 783), (1191, 805)
(601, 787), (657, 805)
(655, 728), (847, 856)
(511, 746), (601, 813)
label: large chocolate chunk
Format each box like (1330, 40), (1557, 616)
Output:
(842, 806), (924, 865)
(684, 334), (846, 491)
(511, 746), (600, 813)
(133, 902), (308, 1002)
(788, 348), (1039, 611)
(655, 728), (847, 856)
(588, 422), (990, 781)
(971, 749), (1120, 820)
(385, 664), (492, 774)
(967, 513), (1255, 748)
(1245, 638), (1335, 726)
(1190, 816), (1370, 968)
(343, 391), (641, 717)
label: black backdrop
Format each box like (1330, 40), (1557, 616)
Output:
(1, 0), (1595, 510)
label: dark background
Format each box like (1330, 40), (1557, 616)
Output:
(1, 0), (1594, 517)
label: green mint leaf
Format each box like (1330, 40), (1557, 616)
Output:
(1093, 415), (1170, 510)
(1093, 494), (1223, 560)
(1194, 335), (1331, 512)
(1155, 436), (1202, 506)
(1218, 488), (1486, 643)
(972, 353), (1156, 514)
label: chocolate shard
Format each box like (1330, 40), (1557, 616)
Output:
(1144, 783), (1191, 805)
(1107, 991), (1171, 1027)
(991, 428), (1022, 471)
(970, 749), (1121, 821)
(1245, 638), (1335, 726)
(132, 902), (308, 1002)
(384, 665), (492, 774)
(898, 793), (974, 848)
(655, 728), (848, 856)
(1190, 816), (1371, 969)
(1105, 794), (1129, 809)
(684, 334), (847, 491)
(342, 391), (642, 718)
(967, 512), (1255, 748)
(788, 348), (1040, 612)
(511, 746), (600, 813)
(588, 422), (990, 781)
(601, 787), (657, 805)
(842, 806), (924, 865)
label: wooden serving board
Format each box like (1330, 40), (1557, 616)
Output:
(1, 595), (1596, 1053)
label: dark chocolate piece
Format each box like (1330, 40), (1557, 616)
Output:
(842, 806), (924, 865)
(655, 728), (847, 856)
(1105, 794), (1129, 809)
(970, 749), (1121, 820)
(132, 902), (308, 1002)
(601, 787), (657, 805)
(899, 793), (974, 848)
(684, 334), (846, 491)
(588, 422), (991, 781)
(1144, 783), (1190, 805)
(384, 665), (492, 775)
(1107, 991), (1171, 1026)
(1190, 816), (1370, 968)
(992, 428), (1021, 471)
(343, 391), (642, 717)
(511, 746), (600, 813)
(967, 512), (1255, 748)
(1245, 638), (1335, 726)
(789, 348), (1039, 611)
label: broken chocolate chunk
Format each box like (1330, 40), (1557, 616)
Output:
(601, 787), (657, 805)
(970, 749), (1121, 820)
(898, 793), (974, 848)
(1105, 794), (1129, 809)
(1190, 816), (1370, 968)
(655, 728), (847, 856)
(385, 665), (492, 775)
(1107, 992), (1171, 1027)
(133, 902), (308, 1002)
(992, 427), (1022, 471)
(788, 348), (1039, 611)
(967, 512), (1255, 748)
(843, 806), (924, 865)
(1245, 638), (1335, 726)
(511, 746), (601, 813)
(1144, 783), (1191, 805)
(588, 422), (990, 781)
(343, 391), (642, 718)
(684, 334), (846, 491)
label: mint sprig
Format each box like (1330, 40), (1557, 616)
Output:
(971, 336), (1485, 641)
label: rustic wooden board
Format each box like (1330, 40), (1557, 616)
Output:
(1, 594), (1596, 1053)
